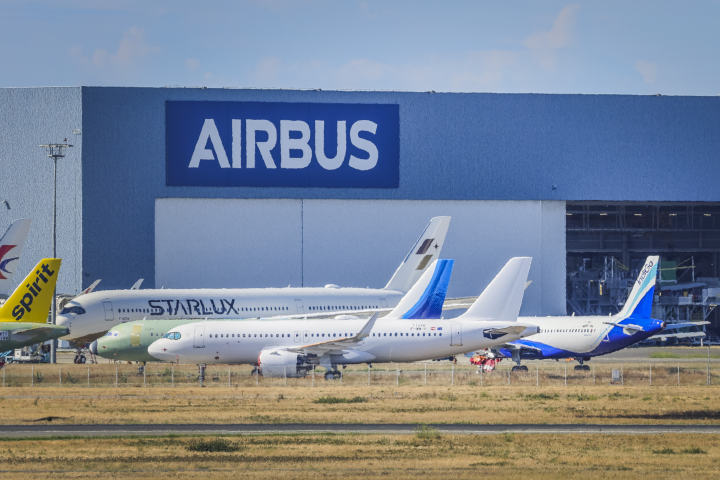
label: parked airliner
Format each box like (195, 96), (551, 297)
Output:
(470, 256), (666, 372)
(149, 257), (539, 379)
(0, 219), (32, 301)
(57, 217), (450, 344)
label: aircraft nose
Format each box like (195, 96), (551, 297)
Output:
(148, 341), (171, 361)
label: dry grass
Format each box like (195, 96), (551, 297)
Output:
(0, 433), (718, 478)
(2, 384), (720, 425)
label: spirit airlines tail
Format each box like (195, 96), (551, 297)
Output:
(0, 219), (32, 300)
(58, 217), (451, 344)
(149, 257), (538, 376)
(471, 256), (666, 371)
(0, 258), (70, 350)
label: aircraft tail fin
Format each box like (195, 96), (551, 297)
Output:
(384, 216), (451, 293)
(460, 257), (532, 322)
(0, 259), (61, 323)
(0, 219), (32, 299)
(385, 259), (454, 320)
(617, 256), (659, 319)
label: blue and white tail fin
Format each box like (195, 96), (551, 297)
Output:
(460, 257), (532, 322)
(384, 259), (453, 320)
(616, 256), (659, 320)
(0, 218), (32, 299)
(384, 216), (451, 293)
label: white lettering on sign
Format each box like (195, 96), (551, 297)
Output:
(188, 119), (378, 171)
(189, 119), (230, 168)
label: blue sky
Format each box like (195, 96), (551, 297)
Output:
(2, 0), (719, 94)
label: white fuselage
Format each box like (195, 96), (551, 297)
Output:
(148, 318), (539, 365)
(515, 315), (604, 353)
(57, 287), (404, 342)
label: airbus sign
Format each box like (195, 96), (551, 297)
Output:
(166, 101), (399, 188)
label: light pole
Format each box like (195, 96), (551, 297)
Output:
(39, 142), (72, 364)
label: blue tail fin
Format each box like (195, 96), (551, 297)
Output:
(385, 259), (453, 320)
(619, 256), (659, 319)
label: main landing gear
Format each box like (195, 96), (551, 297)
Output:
(323, 365), (345, 380)
(73, 353), (87, 364)
(574, 358), (591, 371)
(198, 364), (207, 387)
(511, 365), (529, 372)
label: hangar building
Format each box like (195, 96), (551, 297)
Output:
(1, 87), (718, 328)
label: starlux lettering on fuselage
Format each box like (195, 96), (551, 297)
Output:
(147, 299), (241, 316)
(190, 118), (379, 171)
(12, 263), (55, 320)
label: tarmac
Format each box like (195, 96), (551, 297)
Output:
(2, 423), (720, 437)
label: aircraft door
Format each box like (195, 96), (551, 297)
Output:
(295, 299), (304, 314)
(450, 323), (463, 346)
(194, 325), (205, 348)
(130, 324), (142, 347)
(294, 330), (301, 343)
(380, 298), (388, 308)
(102, 300), (114, 321)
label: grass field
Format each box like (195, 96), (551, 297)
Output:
(0, 432), (718, 478)
(2, 384), (720, 425)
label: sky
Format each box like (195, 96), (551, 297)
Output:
(1, 0), (719, 95)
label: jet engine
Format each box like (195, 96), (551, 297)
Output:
(258, 349), (312, 378)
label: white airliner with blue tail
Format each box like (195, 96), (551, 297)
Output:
(149, 258), (539, 379)
(471, 256), (667, 371)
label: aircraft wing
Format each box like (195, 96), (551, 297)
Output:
(648, 331), (707, 340)
(282, 312), (378, 355)
(9, 326), (60, 341)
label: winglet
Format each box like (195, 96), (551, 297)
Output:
(460, 257), (532, 322)
(357, 312), (379, 339)
(0, 258), (61, 323)
(617, 256), (659, 320)
(0, 219), (32, 299)
(384, 216), (451, 293)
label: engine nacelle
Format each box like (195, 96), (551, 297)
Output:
(258, 349), (312, 378)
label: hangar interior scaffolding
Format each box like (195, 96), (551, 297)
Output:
(566, 202), (720, 337)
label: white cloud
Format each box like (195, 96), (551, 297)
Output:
(72, 27), (160, 70)
(254, 56), (283, 82)
(186, 58), (200, 69)
(635, 60), (657, 84)
(524, 5), (580, 50)
(336, 58), (388, 83)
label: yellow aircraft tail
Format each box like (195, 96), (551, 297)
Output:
(0, 258), (61, 323)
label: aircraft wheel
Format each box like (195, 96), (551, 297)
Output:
(520, 365), (529, 371)
(324, 373), (335, 381)
(79, 355), (87, 364)
(73, 355), (79, 364)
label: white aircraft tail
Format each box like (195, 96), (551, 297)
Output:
(384, 216), (451, 293)
(0, 219), (32, 299)
(460, 257), (532, 322)
(616, 256), (659, 320)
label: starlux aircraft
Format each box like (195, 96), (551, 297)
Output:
(149, 257), (539, 380)
(470, 256), (668, 372)
(58, 217), (451, 345)
(0, 258), (69, 354)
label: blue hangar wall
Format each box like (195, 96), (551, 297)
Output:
(2, 87), (720, 316)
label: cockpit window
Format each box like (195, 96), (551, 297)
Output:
(60, 306), (86, 315)
(163, 332), (181, 340)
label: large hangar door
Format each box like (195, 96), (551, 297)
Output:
(156, 199), (303, 289)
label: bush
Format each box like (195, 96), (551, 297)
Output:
(313, 396), (366, 404)
(186, 438), (241, 453)
(415, 424), (441, 440)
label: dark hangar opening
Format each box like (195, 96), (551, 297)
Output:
(566, 202), (720, 340)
